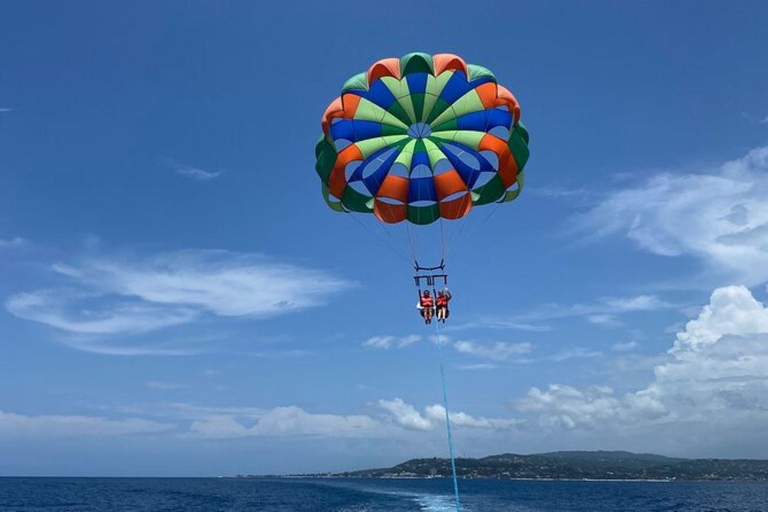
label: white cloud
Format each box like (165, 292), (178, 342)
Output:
(453, 340), (532, 361)
(177, 167), (222, 181)
(577, 147), (768, 285)
(376, 398), (433, 431)
(671, 285), (768, 353)
(456, 363), (498, 370)
(476, 294), (675, 331)
(0, 410), (173, 438)
(166, 160), (222, 181)
(549, 347), (603, 362)
(519, 385), (667, 430)
(0, 108), (12, 113)
(190, 406), (379, 439)
(538, 295), (674, 320)
(586, 314), (623, 328)
(424, 405), (520, 430)
(5, 250), (351, 352)
(519, 286), (768, 440)
(376, 398), (516, 432)
(6, 290), (198, 336)
(363, 335), (421, 349)
(445, 320), (551, 333)
(610, 341), (638, 352)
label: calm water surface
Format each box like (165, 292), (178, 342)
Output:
(0, 477), (766, 511)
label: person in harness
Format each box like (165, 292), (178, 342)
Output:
(417, 290), (435, 324)
(436, 288), (452, 323)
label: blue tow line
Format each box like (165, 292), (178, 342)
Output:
(434, 317), (462, 511)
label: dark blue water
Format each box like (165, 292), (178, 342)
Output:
(1, 477), (766, 511)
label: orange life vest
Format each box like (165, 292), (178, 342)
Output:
(420, 295), (434, 307)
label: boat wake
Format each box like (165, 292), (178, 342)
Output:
(413, 493), (462, 511)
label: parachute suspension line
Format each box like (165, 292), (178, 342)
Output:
(443, 166), (506, 262)
(439, 217), (447, 263)
(405, 221), (418, 264)
(377, 217), (412, 262)
(453, 197), (507, 257)
(346, 213), (411, 263)
(433, 317), (462, 512)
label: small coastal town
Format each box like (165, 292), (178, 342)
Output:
(239, 451), (768, 482)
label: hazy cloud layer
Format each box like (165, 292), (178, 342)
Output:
(363, 335), (421, 349)
(453, 340), (532, 361)
(577, 147), (768, 286)
(0, 410), (173, 438)
(5, 249), (351, 354)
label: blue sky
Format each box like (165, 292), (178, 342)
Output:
(2, 1), (768, 476)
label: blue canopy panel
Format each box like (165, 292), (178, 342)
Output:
(439, 72), (498, 107)
(439, 71), (472, 105)
(408, 176), (438, 203)
(329, 120), (382, 143)
(455, 109), (513, 132)
(361, 80), (398, 110)
(410, 151), (430, 171)
(439, 142), (496, 188)
(406, 73), (428, 96)
(346, 145), (403, 196)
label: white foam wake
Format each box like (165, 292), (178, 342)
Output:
(415, 494), (463, 512)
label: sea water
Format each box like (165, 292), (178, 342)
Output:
(1, 477), (766, 511)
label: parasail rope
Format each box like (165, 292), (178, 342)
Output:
(433, 314), (461, 511)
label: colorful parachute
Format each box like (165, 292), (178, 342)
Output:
(315, 52), (530, 225)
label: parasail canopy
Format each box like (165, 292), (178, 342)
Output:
(315, 52), (530, 225)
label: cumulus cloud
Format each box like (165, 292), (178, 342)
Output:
(519, 385), (667, 430)
(424, 405), (520, 429)
(0, 410), (173, 438)
(519, 286), (768, 440)
(376, 398), (433, 431)
(577, 147), (768, 286)
(376, 398), (516, 432)
(4, 250), (351, 353)
(670, 285), (768, 353)
(185, 399), (517, 439)
(453, 340), (532, 361)
(363, 335), (421, 349)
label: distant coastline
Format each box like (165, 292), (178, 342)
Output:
(237, 451), (768, 482)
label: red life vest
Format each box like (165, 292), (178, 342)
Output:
(436, 295), (448, 307)
(420, 295), (434, 307)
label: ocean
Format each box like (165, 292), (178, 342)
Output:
(1, 477), (766, 511)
